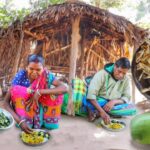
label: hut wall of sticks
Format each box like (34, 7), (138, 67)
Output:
(0, 1), (149, 107)
(132, 39), (150, 100)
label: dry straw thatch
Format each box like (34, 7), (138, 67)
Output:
(0, 1), (148, 81)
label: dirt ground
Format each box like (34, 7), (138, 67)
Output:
(0, 100), (150, 150)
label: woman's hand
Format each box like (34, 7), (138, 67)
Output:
(100, 111), (110, 125)
(20, 122), (33, 134)
(103, 101), (116, 112)
(32, 90), (41, 107)
(103, 99), (124, 112)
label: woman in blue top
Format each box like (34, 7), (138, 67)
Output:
(4, 54), (68, 133)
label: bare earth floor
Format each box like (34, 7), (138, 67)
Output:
(0, 100), (150, 150)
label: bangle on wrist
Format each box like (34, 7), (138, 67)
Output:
(18, 119), (26, 126)
(36, 89), (41, 96)
(27, 88), (34, 94)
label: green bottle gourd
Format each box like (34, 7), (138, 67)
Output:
(130, 112), (150, 144)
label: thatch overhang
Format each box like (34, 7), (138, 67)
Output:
(0, 1), (148, 81)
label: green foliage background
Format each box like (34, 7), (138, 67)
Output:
(0, 0), (149, 29)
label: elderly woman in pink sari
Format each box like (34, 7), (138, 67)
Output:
(4, 54), (68, 133)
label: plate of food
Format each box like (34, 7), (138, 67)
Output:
(101, 119), (126, 132)
(0, 108), (14, 130)
(20, 129), (51, 146)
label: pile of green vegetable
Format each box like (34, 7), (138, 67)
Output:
(0, 112), (10, 128)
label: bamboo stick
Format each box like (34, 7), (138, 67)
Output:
(45, 45), (71, 56)
(85, 37), (98, 76)
(90, 49), (103, 60)
(24, 30), (44, 40)
(98, 43), (117, 59)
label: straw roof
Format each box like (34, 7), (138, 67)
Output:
(0, 1), (148, 81)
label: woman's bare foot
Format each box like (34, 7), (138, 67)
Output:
(87, 107), (97, 122)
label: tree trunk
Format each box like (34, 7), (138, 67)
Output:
(67, 17), (81, 115)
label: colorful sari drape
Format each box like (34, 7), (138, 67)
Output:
(10, 69), (63, 129)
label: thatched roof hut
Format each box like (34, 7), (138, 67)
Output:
(0, 1), (148, 82)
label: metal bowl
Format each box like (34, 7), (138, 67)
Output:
(0, 108), (14, 130)
(101, 119), (126, 132)
(20, 129), (51, 146)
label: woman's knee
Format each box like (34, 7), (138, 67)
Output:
(44, 123), (59, 130)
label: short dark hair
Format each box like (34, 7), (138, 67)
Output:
(115, 57), (130, 69)
(27, 54), (44, 65)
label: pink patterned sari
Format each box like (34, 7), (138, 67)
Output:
(10, 69), (63, 129)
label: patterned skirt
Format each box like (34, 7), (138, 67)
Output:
(11, 85), (63, 129)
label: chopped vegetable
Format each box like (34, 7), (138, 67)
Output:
(0, 112), (10, 128)
(21, 131), (50, 145)
(108, 122), (123, 129)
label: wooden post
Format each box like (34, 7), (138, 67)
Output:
(132, 77), (136, 103)
(79, 47), (85, 79)
(132, 46), (136, 103)
(85, 50), (91, 76)
(13, 29), (24, 75)
(79, 33), (85, 79)
(67, 17), (81, 115)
